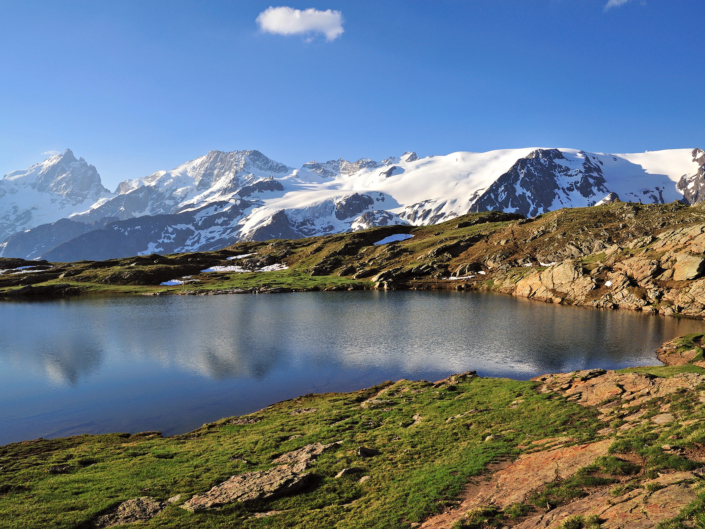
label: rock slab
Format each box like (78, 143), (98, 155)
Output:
(182, 465), (311, 512)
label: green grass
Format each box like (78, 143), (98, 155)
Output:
(617, 365), (705, 377)
(0, 377), (602, 529)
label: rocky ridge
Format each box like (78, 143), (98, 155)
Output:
(2, 146), (703, 261)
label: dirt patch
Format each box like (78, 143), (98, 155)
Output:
(420, 441), (611, 529)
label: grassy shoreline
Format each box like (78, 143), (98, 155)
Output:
(1, 357), (704, 528)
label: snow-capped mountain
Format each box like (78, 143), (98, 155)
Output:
(1, 146), (703, 261)
(75, 149), (292, 224)
(0, 149), (112, 243)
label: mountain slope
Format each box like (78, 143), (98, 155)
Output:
(1, 146), (703, 261)
(0, 149), (112, 242)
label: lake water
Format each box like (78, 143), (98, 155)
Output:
(1, 291), (703, 445)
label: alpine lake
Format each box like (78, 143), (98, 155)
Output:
(1, 290), (703, 446)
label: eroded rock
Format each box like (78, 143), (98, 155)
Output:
(534, 369), (705, 408)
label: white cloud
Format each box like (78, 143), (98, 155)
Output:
(42, 150), (60, 156)
(256, 6), (344, 41)
(604, 0), (632, 10)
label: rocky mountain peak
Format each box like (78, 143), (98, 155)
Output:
(527, 148), (565, 163)
(31, 149), (109, 202)
(169, 149), (291, 191)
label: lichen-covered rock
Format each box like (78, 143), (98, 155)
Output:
(182, 465), (311, 512)
(271, 441), (340, 466)
(93, 497), (165, 527)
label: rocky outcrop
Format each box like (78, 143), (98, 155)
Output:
(514, 473), (699, 529)
(182, 464), (311, 512)
(656, 335), (705, 367)
(420, 441), (611, 529)
(672, 253), (705, 281)
(514, 261), (595, 303)
(534, 369), (705, 408)
(182, 442), (340, 513)
(477, 441), (612, 507)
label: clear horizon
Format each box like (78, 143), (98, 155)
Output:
(2, 0), (703, 190)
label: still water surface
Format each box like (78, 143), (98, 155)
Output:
(1, 291), (703, 445)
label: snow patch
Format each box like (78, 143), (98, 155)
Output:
(201, 263), (288, 273)
(373, 233), (414, 245)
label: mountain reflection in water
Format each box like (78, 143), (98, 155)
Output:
(1, 291), (702, 445)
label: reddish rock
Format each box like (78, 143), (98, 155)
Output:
(514, 478), (697, 529)
(673, 253), (705, 281)
(616, 257), (660, 282)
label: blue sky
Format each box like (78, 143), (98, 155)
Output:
(1, 0), (703, 190)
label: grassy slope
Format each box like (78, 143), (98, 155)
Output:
(0, 376), (601, 528)
(1, 366), (704, 528)
(2, 201), (705, 301)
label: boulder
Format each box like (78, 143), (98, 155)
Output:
(615, 257), (660, 282)
(93, 497), (165, 527)
(673, 253), (705, 281)
(271, 442), (340, 466)
(453, 263), (482, 277)
(335, 467), (363, 479)
(357, 447), (380, 458)
(182, 465), (311, 512)
(353, 268), (378, 280)
(337, 265), (356, 277)
(514, 261), (594, 302)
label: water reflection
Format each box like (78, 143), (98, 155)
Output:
(0, 291), (703, 444)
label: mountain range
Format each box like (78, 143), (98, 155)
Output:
(1, 146), (703, 261)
